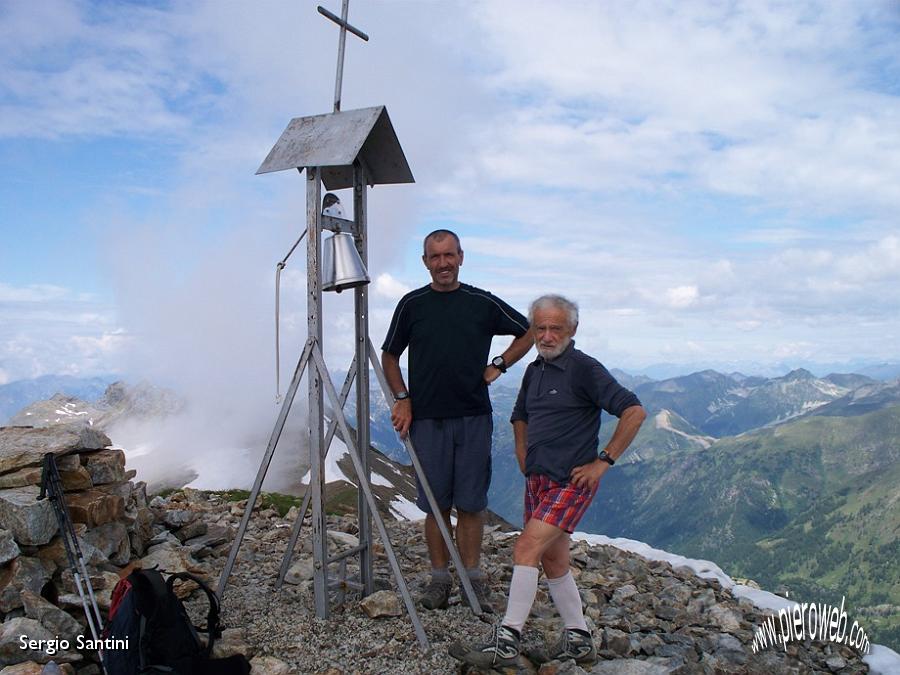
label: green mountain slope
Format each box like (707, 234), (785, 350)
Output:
(580, 404), (900, 648)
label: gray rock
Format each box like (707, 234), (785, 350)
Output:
(79, 449), (125, 485)
(327, 530), (359, 547)
(0, 617), (81, 665)
(140, 541), (201, 575)
(175, 520), (207, 543)
(0, 528), (20, 564)
(162, 509), (197, 529)
(0, 487), (57, 546)
(359, 590), (402, 618)
(0, 427), (110, 474)
(248, 656), (292, 675)
(639, 633), (664, 655)
(0, 556), (54, 613)
(283, 559), (315, 585)
(612, 584), (638, 604)
(210, 627), (254, 660)
(589, 658), (671, 674)
(708, 603), (742, 632)
(603, 627), (634, 656)
(20, 590), (83, 642)
(825, 654), (846, 671)
(82, 521), (130, 566)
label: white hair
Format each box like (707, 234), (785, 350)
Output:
(528, 294), (579, 329)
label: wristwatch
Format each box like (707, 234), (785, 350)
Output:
(598, 450), (615, 466)
(490, 356), (507, 373)
(394, 391), (410, 402)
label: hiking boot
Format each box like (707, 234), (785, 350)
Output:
(448, 624), (521, 668)
(548, 628), (597, 665)
(469, 577), (495, 614)
(419, 578), (452, 610)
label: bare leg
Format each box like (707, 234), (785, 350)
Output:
(424, 509), (453, 570)
(513, 517), (568, 567)
(455, 508), (484, 570)
(540, 530), (571, 578)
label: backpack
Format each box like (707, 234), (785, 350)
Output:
(102, 568), (250, 675)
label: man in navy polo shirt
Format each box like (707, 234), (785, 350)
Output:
(381, 229), (533, 613)
(450, 294), (646, 667)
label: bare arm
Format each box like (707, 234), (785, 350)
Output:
(381, 351), (412, 438)
(604, 405), (647, 461)
(484, 330), (534, 384)
(513, 420), (528, 474)
(570, 405), (647, 490)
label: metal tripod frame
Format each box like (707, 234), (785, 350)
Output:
(216, 165), (483, 650)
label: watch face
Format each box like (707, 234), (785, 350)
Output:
(492, 357), (505, 367)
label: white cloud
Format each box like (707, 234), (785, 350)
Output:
(664, 285), (700, 309)
(372, 273), (411, 301)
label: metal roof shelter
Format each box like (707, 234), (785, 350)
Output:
(257, 105), (414, 189)
(217, 107), (484, 649)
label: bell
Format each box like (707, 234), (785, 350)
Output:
(322, 232), (370, 293)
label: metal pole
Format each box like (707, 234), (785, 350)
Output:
(353, 161), (374, 596)
(217, 340), (314, 598)
(307, 167), (328, 617)
(275, 362), (357, 590)
(333, 0), (349, 111)
(367, 339), (484, 615)
(311, 345), (429, 649)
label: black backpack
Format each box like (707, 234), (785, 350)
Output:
(102, 568), (250, 675)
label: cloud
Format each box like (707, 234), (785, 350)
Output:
(664, 285), (700, 309)
(372, 273), (411, 300)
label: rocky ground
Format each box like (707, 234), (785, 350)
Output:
(0, 426), (872, 674)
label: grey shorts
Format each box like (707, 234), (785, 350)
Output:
(409, 414), (493, 514)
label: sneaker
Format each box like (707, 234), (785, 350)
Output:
(469, 578), (495, 614)
(419, 578), (452, 610)
(448, 624), (521, 668)
(548, 628), (597, 665)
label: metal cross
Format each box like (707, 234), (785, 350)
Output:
(318, 2), (369, 112)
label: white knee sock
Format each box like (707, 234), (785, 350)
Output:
(546, 571), (588, 632)
(501, 565), (539, 632)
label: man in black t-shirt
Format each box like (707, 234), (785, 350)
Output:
(381, 229), (533, 613)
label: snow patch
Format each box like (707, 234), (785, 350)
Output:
(389, 495), (425, 521)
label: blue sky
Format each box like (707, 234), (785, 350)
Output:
(2, 0), (900, 394)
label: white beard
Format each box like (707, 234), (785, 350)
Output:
(537, 336), (571, 361)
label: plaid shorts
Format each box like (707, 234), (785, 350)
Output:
(524, 474), (597, 533)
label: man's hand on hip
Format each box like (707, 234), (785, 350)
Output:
(391, 399), (413, 438)
(570, 459), (607, 491)
(483, 364), (502, 385)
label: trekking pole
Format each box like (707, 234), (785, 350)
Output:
(40, 453), (106, 660)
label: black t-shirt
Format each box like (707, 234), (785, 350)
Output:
(382, 283), (529, 419)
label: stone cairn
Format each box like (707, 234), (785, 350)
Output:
(0, 425), (873, 675)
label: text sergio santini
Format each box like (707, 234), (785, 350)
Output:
(19, 633), (128, 655)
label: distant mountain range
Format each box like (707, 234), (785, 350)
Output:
(6, 368), (900, 647)
(0, 374), (117, 424)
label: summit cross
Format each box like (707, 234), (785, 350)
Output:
(317, 1), (370, 112)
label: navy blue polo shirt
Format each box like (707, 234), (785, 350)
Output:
(510, 340), (641, 483)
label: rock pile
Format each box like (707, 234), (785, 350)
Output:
(0, 425), (873, 674)
(0, 425), (159, 672)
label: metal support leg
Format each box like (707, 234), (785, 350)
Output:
(367, 338), (483, 615)
(217, 340), (314, 598)
(311, 345), (429, 649)
(275, 362), (357, 590)
(353, 160), (373, 596)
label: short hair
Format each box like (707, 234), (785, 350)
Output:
(529, 294), (579, 329)
(423, 229), (462, 255)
